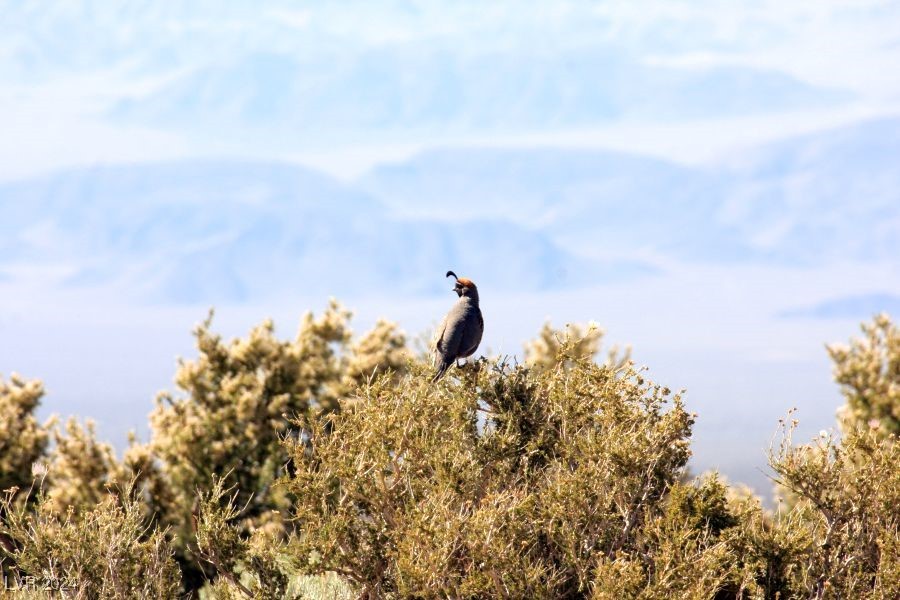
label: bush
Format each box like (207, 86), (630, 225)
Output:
(0, 375), (50, 496)
(285, 338), (693, 597)
(43, 418), (126, 515)
(767, 419), (899, 599)
(144, 302), (409, 590)
(0, 485), (180, 599)
(524, 321), (630, 371)
(2, 309), (898, 598)
(828, 313), (899, 436)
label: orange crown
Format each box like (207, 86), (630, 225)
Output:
(446, 270), (476, 288)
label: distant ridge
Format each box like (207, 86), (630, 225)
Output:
(0, 159), (649, 305)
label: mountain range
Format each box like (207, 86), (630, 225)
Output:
(1, 116), (897, 306)
(0, 160), (646, 304)
(364, 116), (900, 266)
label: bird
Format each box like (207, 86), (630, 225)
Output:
(432, 270), (484, 382)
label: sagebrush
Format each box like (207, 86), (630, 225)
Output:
(1, 308), (897, 599)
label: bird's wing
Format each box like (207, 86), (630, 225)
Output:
(460, 307), (484, 357)
(433, 315), (449, 361)
(437, 302), (469, 359)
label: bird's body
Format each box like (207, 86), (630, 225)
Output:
(432, 271), (484, 382)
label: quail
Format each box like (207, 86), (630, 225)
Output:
(432, 271), (484, 382)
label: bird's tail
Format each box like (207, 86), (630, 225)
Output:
(431, 360), (453, 383)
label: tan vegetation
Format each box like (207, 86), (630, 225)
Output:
(0, 309), (897, 599)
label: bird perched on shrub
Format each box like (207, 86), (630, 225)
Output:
(432, 271), (484, 382)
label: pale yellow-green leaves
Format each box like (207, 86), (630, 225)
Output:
(44, 418), (125, 515)
(2, 308), (898, 599)
(0, 487), (180, 599)
(285, 345), (693, 597)
(828, 313), (900, 436)
(524, 321), (631, 372)
(768, 418), (900, 599)
(0, 374), (50, 496)
(147, 301), (409, 588)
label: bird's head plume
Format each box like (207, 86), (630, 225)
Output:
(446, 270), (478, 300)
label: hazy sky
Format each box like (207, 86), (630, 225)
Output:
(2, 1), (900, 179)
(2, 1), (899, 498)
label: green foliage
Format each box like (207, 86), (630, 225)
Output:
(343, 318), (410, 391)
(146, 301), (409, 589)
(285, 344), (693, 597)
(768, 420), (899, 599)
(1, 306), (898, 598)
(592, 479), (735, 599)
(44, 418), (124, 515)
(194, 476), (295, 599)
(0, 485), (180, 599)
(524, 321), (630, 371)
(827, 313), (900, 436)
(0, 375), (50, 496)
(718, 488), (811, 598)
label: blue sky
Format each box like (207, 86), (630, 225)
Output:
(1, 0), (899, 496)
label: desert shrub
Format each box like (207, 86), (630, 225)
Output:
(827, 313), (899, 436)
(42, 418), (126, 515)
(590, 472), (810, 600)
(285, 336), (694, 598)
(743, 314), (900, 599)
(717, 487), (811, 599)
(592, 478), (736, 599)
(0, 374), (52, 579)
(193, 476), (359, 599)
(3, 308), (898, 599)
(0, 485), (180, 599)
(342, 318), (410, 391)
(145, 302), (409, 589)
(767, 419), (899, 599)
(524, 321), (630, 371)
(193, 477), (295, 599)
(0, 375), (50, 496)
(278, 317), (900, 599)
